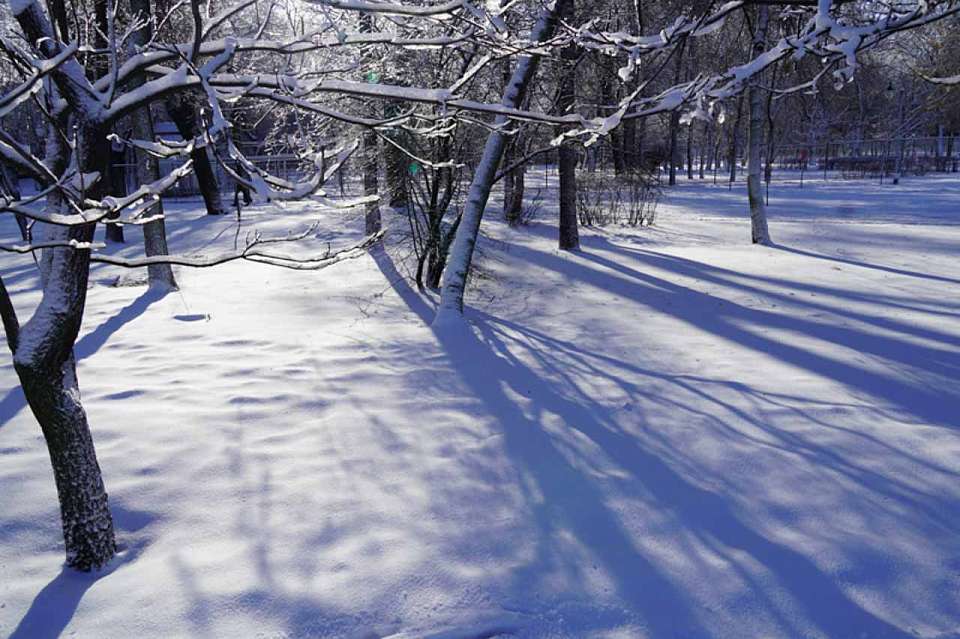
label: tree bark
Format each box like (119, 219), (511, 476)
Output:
(557, 0), (579, 251)
(667, 41), (687, 186)
(502, 60), (526, 224)
(360, 13), (381, 235)
(11, 1), (118, 570)
(16, 351), (115, 571)
(600, 55), (625, 175)
(165, 94), (226, 216)
(383, 54), (410, 209)
(434, 0), (569, 324)
(130, 0), (178, 288)
(729, 95), (743, 184)
(502, 139), (526, 223)
(94, 0), (124, 243)
(747, 5), (772, 245)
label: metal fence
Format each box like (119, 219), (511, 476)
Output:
(155, 150), (308, 198)
(770, 136), (960, 180)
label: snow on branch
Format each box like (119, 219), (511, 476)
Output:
(0, 224), (386, 271)
(923, 73), (960, 85)
(558, 0), (960, 145)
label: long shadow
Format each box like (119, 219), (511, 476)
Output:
(602, 242), (960, 366)
(8, 569), (99, 639)
(370, 245), (435, 325)
(9, 502), (156, 639)
(471, 321), (916, 638)
(0, 287), (168, 430)
(475, 313), (960, 526)
(373, 250), (921, 637)
(608, 239), (960, 327)
(434, 328), (708, 634)
(504, 241), (959, 429)
(773, 243), (960, 287)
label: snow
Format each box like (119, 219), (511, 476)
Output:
(1, 171), (960, 637)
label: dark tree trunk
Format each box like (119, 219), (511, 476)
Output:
(504, 164), (525, 223)
(599, 55), (625, 175)
(502, 60), (526, 224)
(165, 94), (226, 216)
(9, 3), (120, 571)
(384, 136), (408, 208)
(636, 116), (646, 170)
(360, 13), (381, 235)
(383, 60), (410, 209)
(747, 5), (772, 245)
(94, 0), (124, 243)
(667, 41), (687, 186)
(130, 0), (177, 288)
(729, 96), (744, 184)
(557, 0), (579, 251)
(699, 121), (709, 179)
(623, 119), (637, 170)
(16, 352), (115, 570)
(668, 111), (680, 186)
(3, 126), (117, 573)
(502, 135), (526, 224)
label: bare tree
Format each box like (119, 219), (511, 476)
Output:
(747, 5), (771, 245)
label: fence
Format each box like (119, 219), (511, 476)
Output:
(108, 141), (308, 199)
(772, 136), (960, 179)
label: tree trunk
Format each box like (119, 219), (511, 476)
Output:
(729, 95), (743, 184)
(9, 3), (119, 570)
(383, 57), (410, 209)
(165, 94), (226, 216)
(384, 134), (408, 208)
(502, 137), (526, 224)
(667, 41), (687, 186)
(360, 13), (381, 235)
(622, 118), (637, 170)
(126, 0), (177, 288)
(747, 5), (772, 245)
(600, 55), (625, 175)
(12, 214), (116, 571)
(16, 352), (115, 570)
(557, 0), (579, 251)
(668, 112), (680, 186)
(362, 129), (381, 234)
(134, 109), (179, 289)
(434, 0), (569, 324)
(501, 61), (526, 224)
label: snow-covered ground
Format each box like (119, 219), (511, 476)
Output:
(1, 171), (959, 638)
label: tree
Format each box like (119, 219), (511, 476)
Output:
(435, 0), (573, 324)
(437, 0), (960, 322)
(0, 0), (609, 568)
(1, 0), (957, 569)
(557, 0), (579, 251)
(747, 5), (771, 245)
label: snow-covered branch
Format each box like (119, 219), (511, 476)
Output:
(0, 225), (386, 271)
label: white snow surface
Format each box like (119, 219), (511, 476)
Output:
(1, 171), (960, 638)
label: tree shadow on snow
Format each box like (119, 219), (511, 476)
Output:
(526, 238), (960, 429)
(0, 286), (169, 430)
(771, 242), (960, 287)
(8, 503), (157, 639)
(373, 244), (954, 637)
